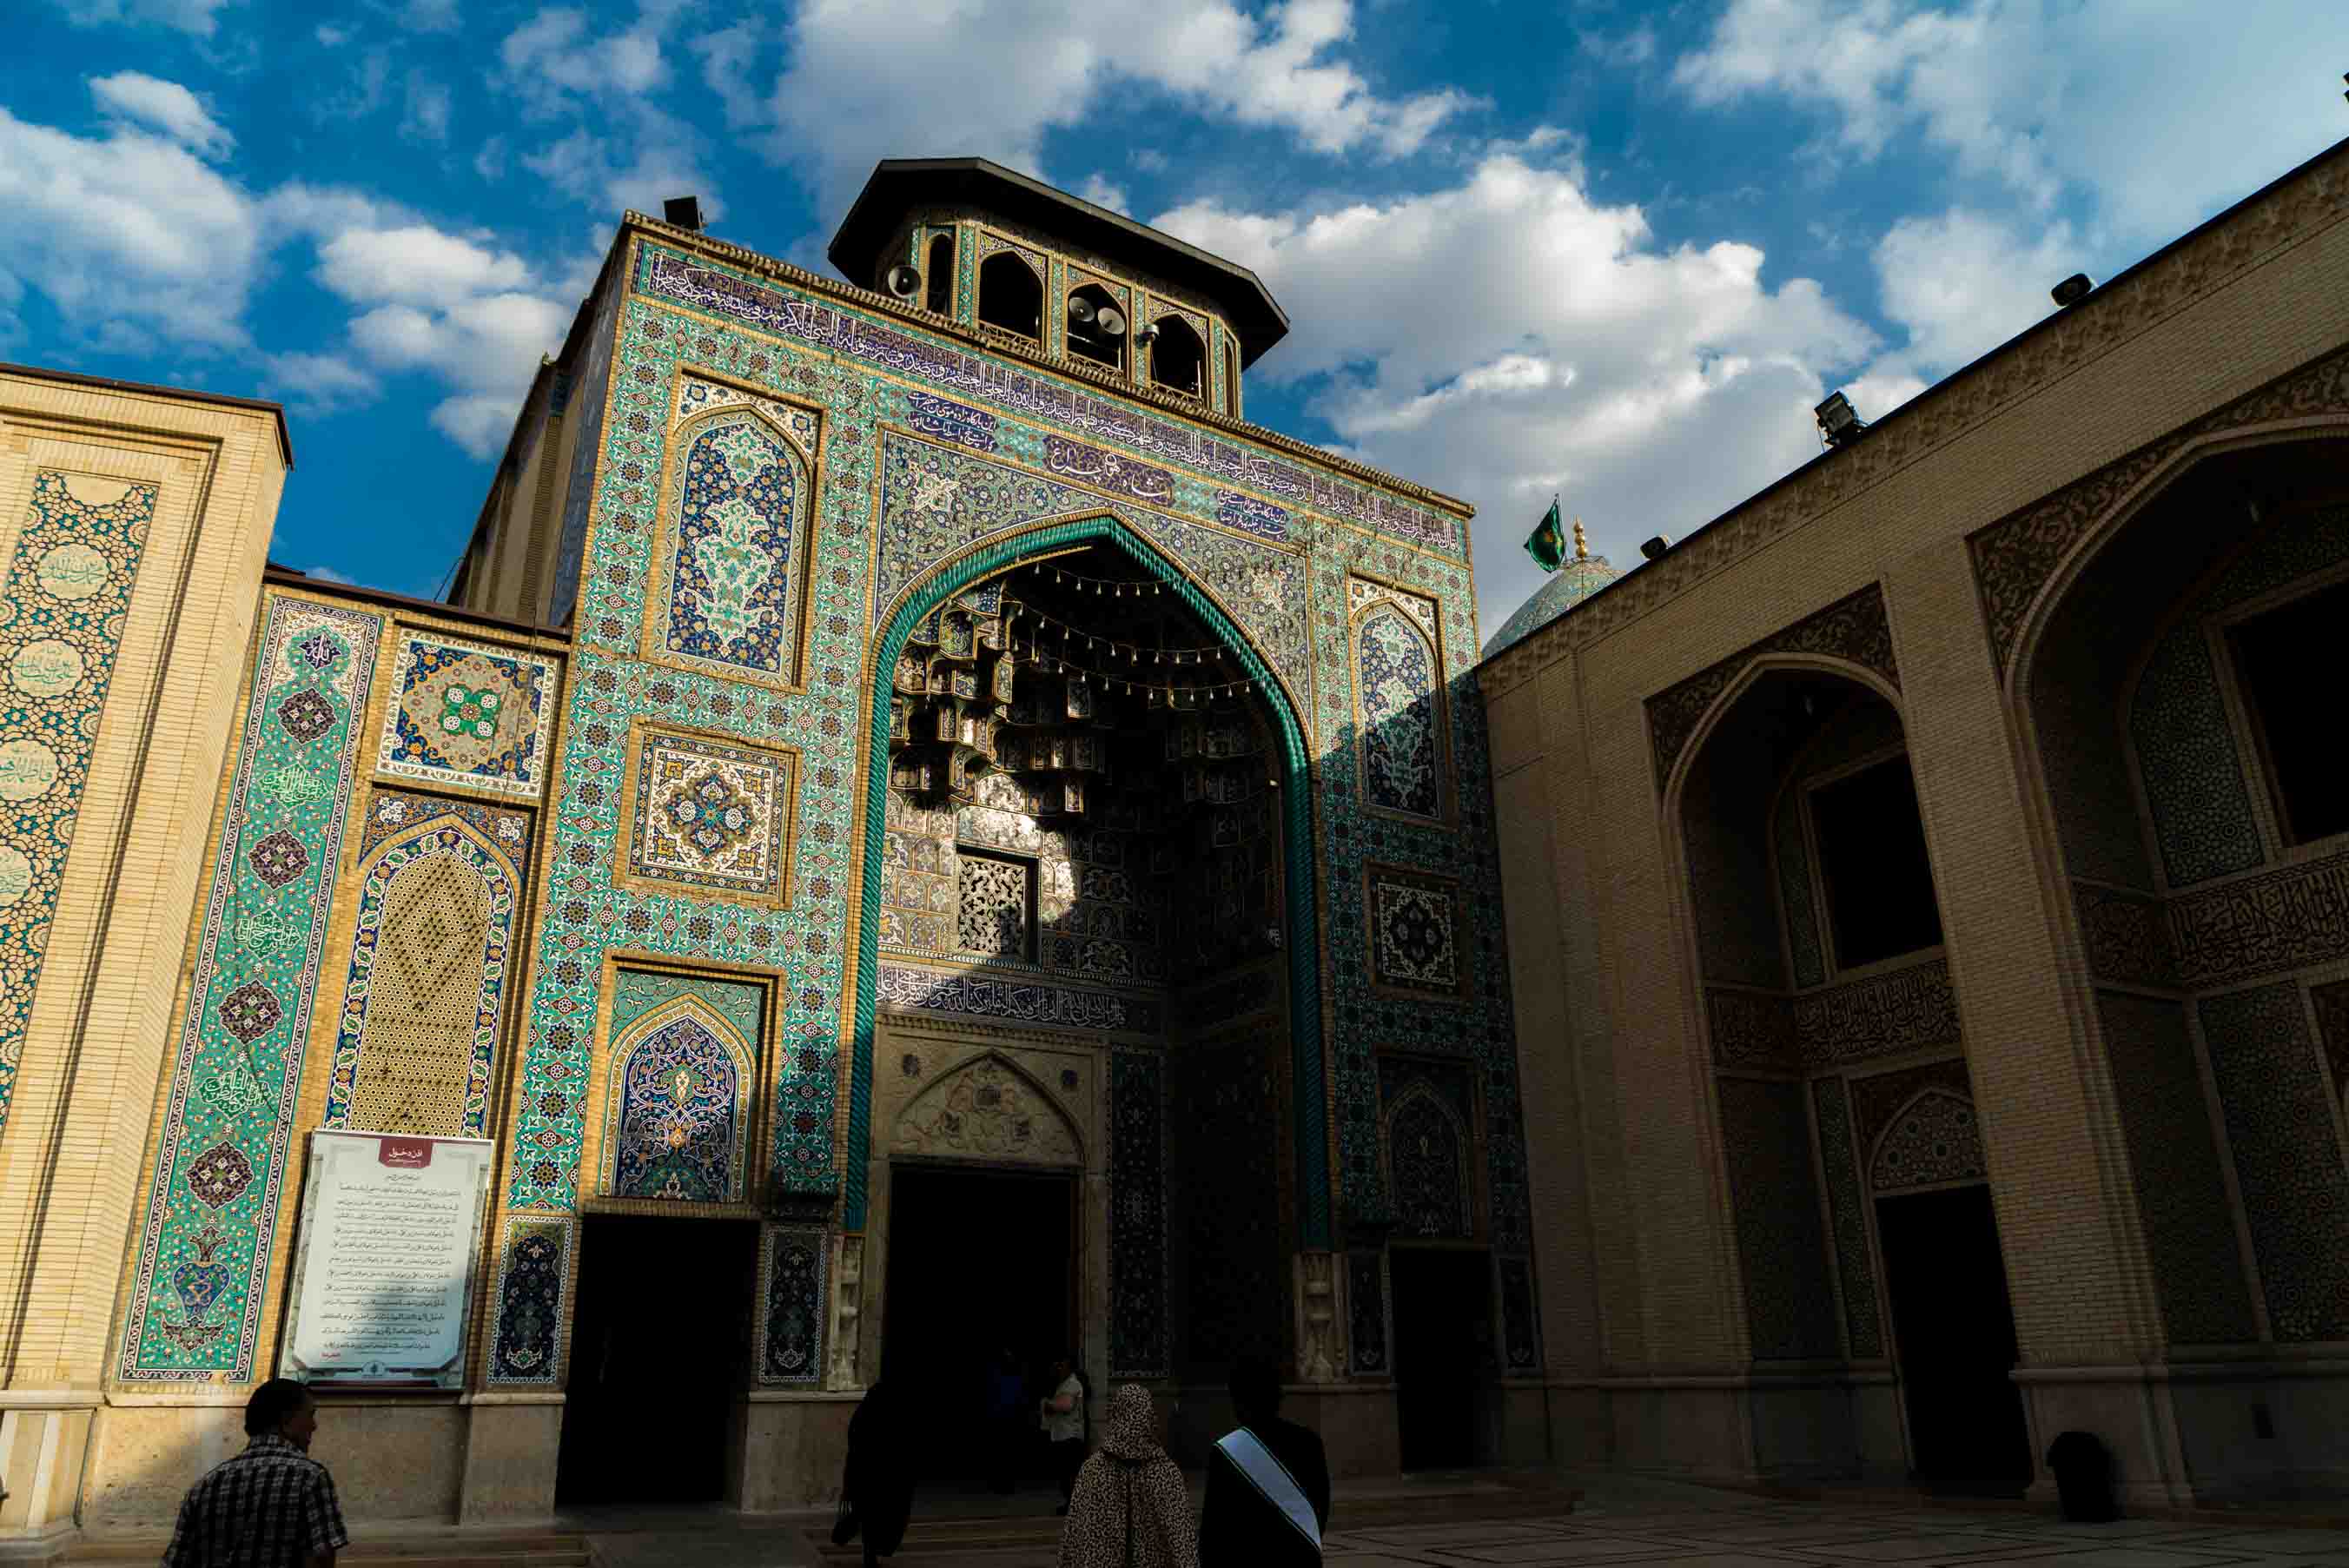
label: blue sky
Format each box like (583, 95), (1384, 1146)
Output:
(3, 0), (2345, 642)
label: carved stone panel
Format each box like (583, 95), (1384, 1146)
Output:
(1792, 956), (1962, 1067)
(2169, 852), (2349, 989)
(2075, 883), (2180, 989)
(890, 1052), (1082, 1166)
(1867, 1089), (1988, 1192)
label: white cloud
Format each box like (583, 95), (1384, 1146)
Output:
(520, 114), (717, 218)
(314, 46), (394, 122)
(397, 0), (459, 31)
(1154, 148), (1880, 645)
(0, 95), (569, 462)
(1581, 25), (1658, 69)
(301, 220), (568, 459)
(1869, 206), (2071, 379)
(263, 350), (380, 413)
(54, 0), (235, 37)
(473, 135), (508, 182)
(314, 223), (531, 306)
(0, 108), (263, 348)
(1677, 0), (2349, 245)
(499, 3), (723, 217)
(346, 290), (570, 456)
(400, 71), (452, 142)
(315, 22), (349, 44)
(1835, 367), (1927, 424)
(0, 268), (25, 354)
(89, 71), (235, 160)
(1076, 174), (1130, 215)
(690, 18), (768, 130)
(501, 3), (675, 110)
(768, 0), (1480, 210)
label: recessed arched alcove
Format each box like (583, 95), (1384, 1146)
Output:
(1673, 657), (2025, 1489)
(2021, 434), (2349, 1365)
(850, 512), (1325, 1478)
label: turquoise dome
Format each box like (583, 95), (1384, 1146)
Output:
(1481, 552), (1624, 659)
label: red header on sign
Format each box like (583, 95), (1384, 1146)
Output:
(376, 1137), (434, 1169)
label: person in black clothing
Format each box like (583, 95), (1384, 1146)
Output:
(839, 1380), (916, 1567)
(1198, 1355), (1331, 1565)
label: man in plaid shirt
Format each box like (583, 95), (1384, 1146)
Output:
(163, 1379), (348, 1568)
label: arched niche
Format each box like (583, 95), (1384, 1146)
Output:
(924, 232), (956, 314)
(1351, 597), (1447, 822)
(1383, 1082), (1472, 1237)
(325, 815), (520, 1138)
(978, 250), (1043, 340)
(2015, 433), (2349, 1348)
(1148, 314), (1204, 398)
(599, 995), (757, 1202)
(652, 403), (814, 689)
(1065, 282), (1125, 371)
(848, 511), (1330, 1251)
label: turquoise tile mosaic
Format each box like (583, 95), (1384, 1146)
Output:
(121, 595), (381, 1379)
(374, 631), (558, 800)
(0, 471), (155, 1137)
(486, 232), (1526, 1373)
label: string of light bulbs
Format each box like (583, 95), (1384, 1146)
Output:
(1029, 562), (1174, 599)
(1006, 604), (1229, 666)
(1009, 637), (1261, 702)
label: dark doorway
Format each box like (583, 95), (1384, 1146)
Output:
(555, 1215), (757, 1505)
(883, 1165), (1076, 1484)
(1812, 758), (1943, 969)
(2232, 572), (2349, 844)
(1876, 1185), (2032, 1492)
(1389, 1247), (1492, 1471)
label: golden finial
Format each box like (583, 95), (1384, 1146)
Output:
(1572, 517), (1589, 561)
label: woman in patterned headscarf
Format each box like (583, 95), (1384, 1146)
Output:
(1056, 1383), (1197, 1568)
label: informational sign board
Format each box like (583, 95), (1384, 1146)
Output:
(280, 1131), (493, 1387)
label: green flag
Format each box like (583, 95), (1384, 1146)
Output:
(1524, 500), (1564, 572)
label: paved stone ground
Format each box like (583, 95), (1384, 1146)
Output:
(767, 1471), (2349, 1568)
(1317, 1497), (2349, 1568)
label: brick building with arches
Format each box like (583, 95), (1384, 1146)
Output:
(1482, 136), (2349, 1505)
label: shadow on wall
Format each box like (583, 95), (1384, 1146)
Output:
(84, 1271), (482, 1526)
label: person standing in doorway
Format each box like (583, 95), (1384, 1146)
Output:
(1042, 1353), (1087, 1514)
(162, 1379), (348, 1568)
(1198, 1355), (1329, 1565)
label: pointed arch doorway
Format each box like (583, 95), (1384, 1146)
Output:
(849, 513), (1331, 1466)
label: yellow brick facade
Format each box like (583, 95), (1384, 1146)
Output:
(0, 367), (289, 1546)
(1482, 140), (2349, 1503)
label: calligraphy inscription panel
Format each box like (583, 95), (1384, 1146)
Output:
(280, 1131), (493, 1386)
